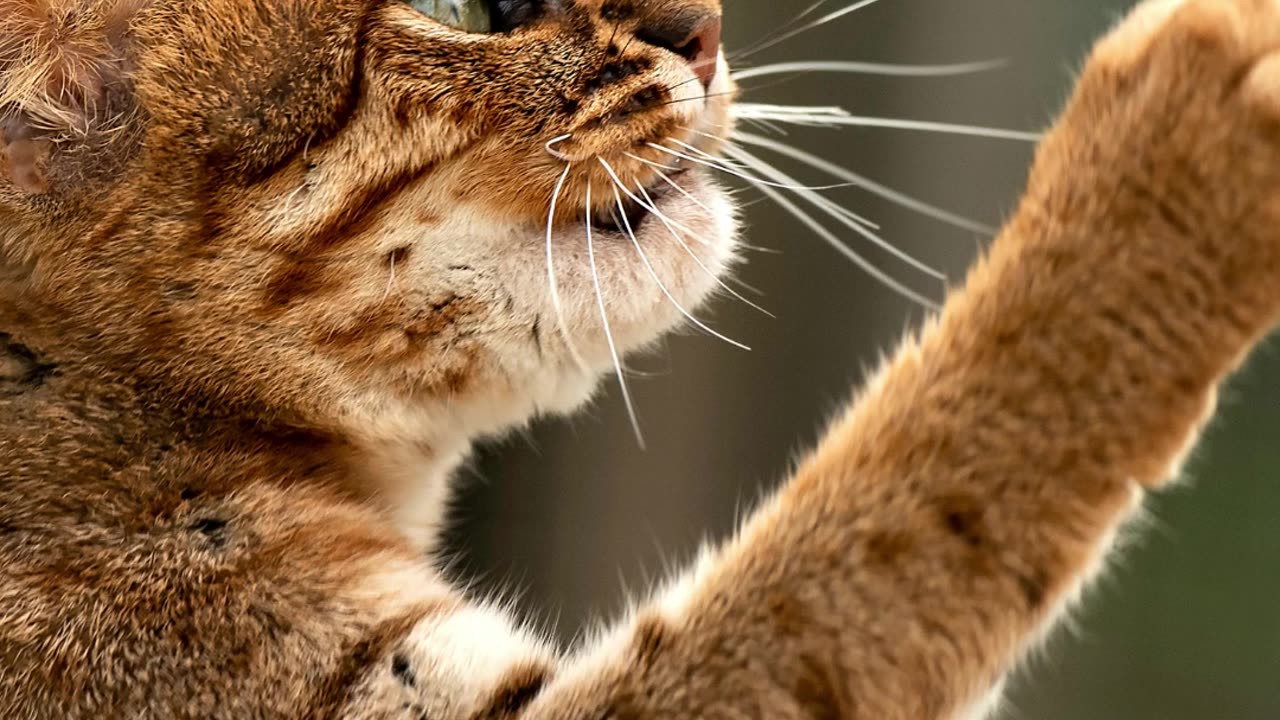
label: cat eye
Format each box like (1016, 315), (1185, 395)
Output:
(406, 0), (492, 33)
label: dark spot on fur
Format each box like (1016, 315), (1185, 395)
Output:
(864, 530), (913, 565)
(447, 264), (473, 272)
(624, 86), (664, 114)
(0, 334), (59, 391)
(391, 653), (416, 687)
(794, 651), (849, 720)
(311, 613), (425, 718)
(189, 517), (230, 549)
(1012, 566), (1050, 610)
(937, 495), (985, 548)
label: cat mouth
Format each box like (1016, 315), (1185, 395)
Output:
(589, 169), (689, 234)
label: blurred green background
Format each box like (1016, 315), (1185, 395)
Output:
(445, 1), (1280, 717)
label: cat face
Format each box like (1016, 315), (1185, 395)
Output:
(0, 0), (736, 442)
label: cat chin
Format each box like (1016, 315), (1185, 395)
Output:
(530, 168), (740, 364)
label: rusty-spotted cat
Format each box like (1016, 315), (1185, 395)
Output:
(2, 0), (1279, 717)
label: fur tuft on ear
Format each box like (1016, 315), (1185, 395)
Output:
(0, 0), (147, 193)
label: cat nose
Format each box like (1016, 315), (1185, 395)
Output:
(680, 16), (722, 90)
(636, 14), (722, 91)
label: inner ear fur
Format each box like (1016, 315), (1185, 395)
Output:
(0, 0), (147, 194)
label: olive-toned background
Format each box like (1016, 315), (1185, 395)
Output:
(445, 1), (1280, 717)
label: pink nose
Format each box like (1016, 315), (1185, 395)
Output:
(680, 16), (722, 90)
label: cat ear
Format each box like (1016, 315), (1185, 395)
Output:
(0, 0), (147, 195)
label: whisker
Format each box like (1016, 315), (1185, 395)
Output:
(624, 151), (681, 172)
(632, 159), (788, 255)
(719, 145), (942, 310)
(669, 134), (880, 230)
(728, 0), (833, 61)
(647, 141), (854, 192)
(733, 0), (890, 62)
(735, 130), (997, 235)
(649, 165), (715, 215)
(663, 74), (714, 97)
(546, 163), (592, 371)
(545, 133), (574, 161)
(663, 136), (754, 172)
(742, 116), (792, 137)
(731, 59), (1006, 82)
(631, 183), (776, 319)
(608, 168), (708, 241)
(595, 158), (776, 316)
(583, 184), (646, 446)
(723, 144), (945, 281)
(733, 103), (1043, 142)
(735, 103), (851, 119)
(599, 160), (750, 351)
(651, 91), (739, 109)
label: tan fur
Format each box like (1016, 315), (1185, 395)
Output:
(1, 0), (1279, 717)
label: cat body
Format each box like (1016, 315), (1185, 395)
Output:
(1, 0), (1279, 717)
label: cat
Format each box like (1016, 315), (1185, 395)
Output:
(1, 0), (1279, 717)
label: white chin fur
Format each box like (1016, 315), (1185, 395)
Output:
(536, 169), (739, 370)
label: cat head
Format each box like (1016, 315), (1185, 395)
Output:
(0, 0), (738, 446)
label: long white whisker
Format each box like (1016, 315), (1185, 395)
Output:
(730, 0), (832, 60)
(584, 183), (645, 447)
(735, 130), (997, 235)
(633, 160), (787, 255)
(650, 166), (715, 215)
(599, 162), (750, 351)
(631, 183), (776, 319)
(673, 131), (881, 231)
(732, 59), (1006, 81)
(647, 141), (854, 192)
(661, 137), (754, 173)
(723, 144), (945, 281)
(546, 164), (591, 371)
(592, 160), (774, 316)
(733, 104), (1042, 142)
(606, 168), (709, 241)
(735, 0), (889, 61)
(719, 147), (941, 310)
(735, 104), (852, 118)
(624, 151), (681, 172)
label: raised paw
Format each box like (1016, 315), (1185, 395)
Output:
(1021, 0), (1280, 329)
(1078, 0), (1280, 174)
(1080, 0), (1280, 163)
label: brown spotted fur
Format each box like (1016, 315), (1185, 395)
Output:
(2, 0), (1280, 717)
